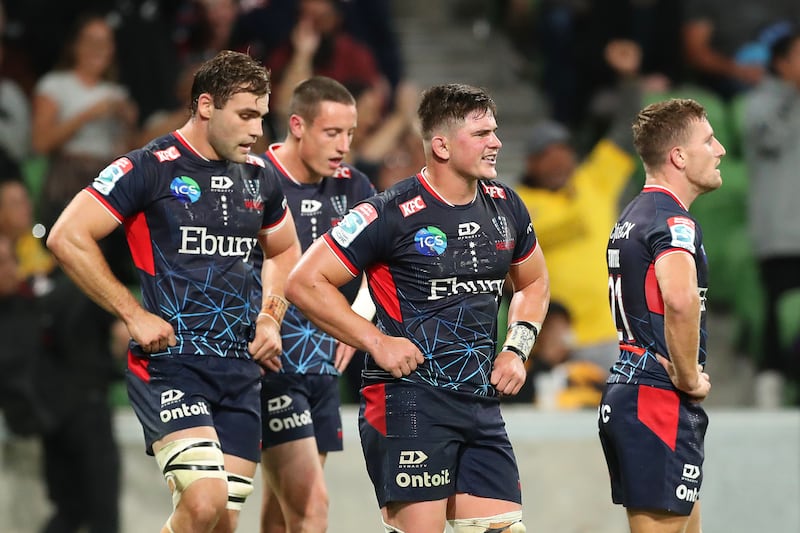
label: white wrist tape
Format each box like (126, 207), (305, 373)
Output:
(502, 321), (540, 363)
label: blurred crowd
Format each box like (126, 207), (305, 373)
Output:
(1, 0), (799, 528)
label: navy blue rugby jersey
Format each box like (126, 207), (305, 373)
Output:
(322, 171), (538, 396)
(85, 131), (289, 360)
(253, 143), (376, 375)
(606, 185), (709, 388)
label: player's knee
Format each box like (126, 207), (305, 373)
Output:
(450, 510), (526, 533)
(226, 473), (254, 511)
(381, 519), (407, 533)
(155, 438), (227, 509)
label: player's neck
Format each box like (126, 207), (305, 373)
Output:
(275, 141), (323, 184)
(645, 175), (696, 210)
(177, 122), (219, 161)
(422, 166), (478, 206)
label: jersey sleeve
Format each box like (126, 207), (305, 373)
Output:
(647, 211), (698, 263)
(84, 151), (159, 221)
(323, 198), (386, 277)
(259, 165), (290, 234)
(506, 187), (539, 265)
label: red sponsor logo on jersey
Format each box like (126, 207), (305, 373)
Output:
(481, 183), (507, 199)
(246, 154), (266, 167)
(399, 195), (427, 217)
(353, 202), (378, 222)
(333, 166), (352, 178)
(495, 241), (515, 250)
(154, 146), (181, 162)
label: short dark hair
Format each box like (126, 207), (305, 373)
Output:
(632, 98), (708, 170)
(289, 76), (356, 122)
(190, 50), (271, 113)
(417, 84), (496, 141)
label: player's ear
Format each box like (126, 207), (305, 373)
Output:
(669, 147), (686, 169)
(196, 93), (215, 120)
(431, 135), (449, 160)
(288, 114), (305, 138)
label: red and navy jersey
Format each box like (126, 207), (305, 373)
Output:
(254, 144), (376, 375)
(323, 171), (538, 396)
(606, 185), (709, 388)
(85, 131), (289, 360)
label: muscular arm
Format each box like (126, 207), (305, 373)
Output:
(492, 245), (550, 395)
(655, 251), (710, 399)
(682, 20), (763, 85)
(46, 191), (176, 352)
(285, 238), (423, 377)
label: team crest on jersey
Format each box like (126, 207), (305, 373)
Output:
(154, 146), (181, 162)
(414, 226), (447, 256)
(93, 157), (133, 195)
(399, 195), (426, 217)
(667, 216), (696, 253)
(170, 176), (201, 203)
(481, 182), (507, 199)
(330, 203), (378, 247)
(244, 179), (263, 210)
(330, 195), (348, 216)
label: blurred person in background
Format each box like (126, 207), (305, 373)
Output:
(742, 31), (800, 406)
(31, 12), (138, 232)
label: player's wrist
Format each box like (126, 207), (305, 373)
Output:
(501, 321), (540, 363)
(259, 295), (289, 327)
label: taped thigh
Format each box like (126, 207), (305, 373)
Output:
(155, 438), (226, 508)
(226, 472), (254, 510)
(450, 510), (526, 533)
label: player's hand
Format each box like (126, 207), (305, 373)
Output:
(372, 336), (425, 378)
(334, 341), (357, 373)
(291, 17), (320, 58)
(249, 315), (283, 365)
(491, 351), (527, 396)
(126, 309), (177, 354)
(656, 353), (711, 402)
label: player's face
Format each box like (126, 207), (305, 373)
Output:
(208, 91), (269, 163)
(683, 117), (725, 193)
(297, 101), (357, 178)
(448, 109), (502, 181)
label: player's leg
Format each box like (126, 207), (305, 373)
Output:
(154, 426), (229, 533)
(382, 499), (448, 533)
(627, 501), (701, 533)
(360, 382), (466, 533)
(213, 453), (258, 533)
(260, 374), (341, 533)
(260, 480), (286, 533)
(447, 495), (524, 532)
(261, 439), (329, 532)
(445, 397), (525, 533)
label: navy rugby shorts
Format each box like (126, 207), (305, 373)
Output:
(260, 373), (343, 452)
(126, 353), (262, 462)
(359, 381), (522, 508)
(598, 383), (708, 515)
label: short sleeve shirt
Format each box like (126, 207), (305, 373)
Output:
(254, 144), (376, 375)
(85, 131), (289, 360)
(606, 186), (709, 388)
(323, 171), (538, 396)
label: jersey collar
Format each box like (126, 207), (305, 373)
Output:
(642, 185), (688, 211)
